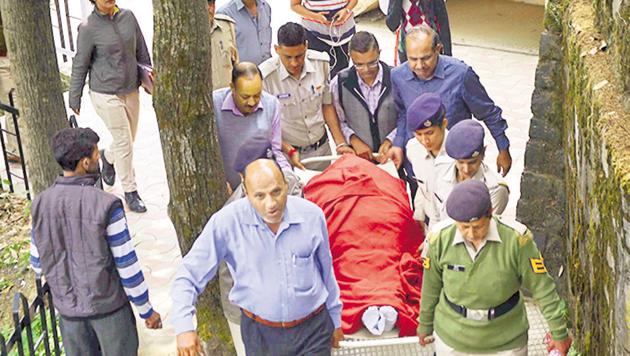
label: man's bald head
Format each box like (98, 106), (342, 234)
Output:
(231, 62), (262, 85)
(243, 159), (288, 226)
(243, 159), (285, 188)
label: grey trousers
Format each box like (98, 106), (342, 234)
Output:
(240, 307), (334, 356)
(59, 303), (139, 356)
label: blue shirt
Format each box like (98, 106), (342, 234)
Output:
(391, 55), (509, 151)
(217, 0), (272, 65)
(170, 196), (343, 335)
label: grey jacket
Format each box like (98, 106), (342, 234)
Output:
(69, 8), (150, 110)
(337, 63), (398, 151)
(31, 174), (129, 318)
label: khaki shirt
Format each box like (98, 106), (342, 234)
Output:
(211, 14), (238, 90)
(260, 50), (331, 147)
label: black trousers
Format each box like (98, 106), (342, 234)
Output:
(305, 31), (350, 79)
(240, 307), (335, 356)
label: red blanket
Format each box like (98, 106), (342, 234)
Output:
(303, 155), (424, 336)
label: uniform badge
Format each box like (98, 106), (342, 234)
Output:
(530, 257), (547, 274)
(471, 151), (480, 157)
(423, 120), (432, 127)
(422, 257), (431, 270)
(518, 233), (532, 247)
(277, 93), (291, 99)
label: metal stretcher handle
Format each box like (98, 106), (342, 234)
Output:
(299, 153), (379, 165)
(339, 336), (420, 348)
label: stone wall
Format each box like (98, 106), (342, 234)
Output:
(519, 0), (630, 353)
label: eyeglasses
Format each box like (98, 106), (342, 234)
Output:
(354, 60), (379, 70)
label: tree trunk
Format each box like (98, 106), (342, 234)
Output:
(0, 0), (68, 195)
(152, 0), (232, 354)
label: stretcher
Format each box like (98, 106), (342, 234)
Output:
(297, 155), (434, 355)
(297, 155), (551, 355)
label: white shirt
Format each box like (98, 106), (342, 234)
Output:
(405, 133), (452, 223)
(433, 161), (510, 223)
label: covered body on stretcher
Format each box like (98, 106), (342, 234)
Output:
(298, 154), (425, 339)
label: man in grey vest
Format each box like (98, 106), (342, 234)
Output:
(331, 31), (400, 164)
(212, 62), (294, 193)
(29, 128), (161, 356)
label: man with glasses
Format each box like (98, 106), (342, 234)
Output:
(260, 22), (352, 171)
(388, 25), (513, 178)
(330, 31), (400, 163)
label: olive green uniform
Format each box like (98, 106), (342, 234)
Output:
(419, 217), (569, 353)
(210, 14), (238, 90)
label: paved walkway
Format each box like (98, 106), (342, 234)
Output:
(0, 2), (545, 355)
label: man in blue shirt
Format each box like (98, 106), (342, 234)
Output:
(217, 0), (272, 65)
(388, 25), (513, 177)
(172, 159), (344, 355)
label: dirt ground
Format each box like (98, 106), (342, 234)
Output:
(0, 192), (36, 332)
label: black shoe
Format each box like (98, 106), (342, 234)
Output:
(100, 149), (116, 186)
(124, 191), (147, 213)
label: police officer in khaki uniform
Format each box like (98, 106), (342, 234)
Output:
(208, 0), (238, 90)
(419, 180), (573, 355)
(433, 119), (509, 224)
(260, 22), (352, 171)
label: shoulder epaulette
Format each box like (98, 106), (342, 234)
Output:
(214, 14), (235, 23)
(259, 58), (278, 78)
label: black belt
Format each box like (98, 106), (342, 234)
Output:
(444, 291), (520, 321)
(293, 134), (328, 152)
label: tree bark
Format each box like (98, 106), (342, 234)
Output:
(152, 0), (232, 354)
(0, 0), (68, 195)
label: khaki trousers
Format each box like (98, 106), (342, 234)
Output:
(434, 332), (528, 356)
(90, 89), (140, 192)
(0, 57), (18, 154)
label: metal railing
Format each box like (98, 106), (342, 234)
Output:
(0, 278), (62, 356)
(0, 89), (31, 200)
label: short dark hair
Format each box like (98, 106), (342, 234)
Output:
(231, 62), (262, 86)
(51, 128), (100, 171)
(277, 22), (307, 47)
(349, 31), (379, 53)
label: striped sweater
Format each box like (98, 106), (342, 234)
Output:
(30, 207), (153, 319)
(301, 0), (356, 46)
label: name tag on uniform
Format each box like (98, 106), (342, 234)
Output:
(277, 93), (291, 99)
(447, 264), (466, 272)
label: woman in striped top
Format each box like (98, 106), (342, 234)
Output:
(291, 0), (358, 78)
